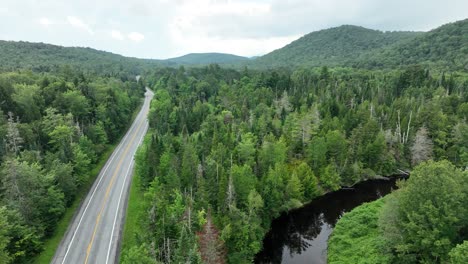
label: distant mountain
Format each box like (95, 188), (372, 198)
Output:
(0, 40), (165, 74)
(251, 19), (468, 70)
(355, 19), (468, 70)
(0, 41), (249, 74)
(166, 53), (249, 65)
(252, 25), (422, 68)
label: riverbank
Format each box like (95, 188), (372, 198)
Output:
(255, 176), (401, 263)
(327, 197), (392, 264)
(328, 160), (467, 264)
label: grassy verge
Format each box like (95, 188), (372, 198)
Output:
(327, 197), (391, 264)
(33, 102), (144, 264)
(34, 144), (116, 264)
(119, 168), (145, 260)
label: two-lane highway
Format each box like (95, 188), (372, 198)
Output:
(52, 88), (154, 264)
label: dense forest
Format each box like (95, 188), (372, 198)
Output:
(0, 69), (145, 263)
(0, 17), (466, 264)
(120, 64), (467, 263)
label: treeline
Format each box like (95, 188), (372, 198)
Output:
(0, 69), (145, 263)
(121, 65), (467, 263)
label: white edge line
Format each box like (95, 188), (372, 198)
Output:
(105, 160), (133, 264)
(105, 122), (148, 264)
(60, 105), (144, 263)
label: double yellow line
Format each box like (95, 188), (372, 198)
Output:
(84, 116), (145, 264)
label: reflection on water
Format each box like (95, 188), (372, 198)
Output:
(255, 178), (398, 264)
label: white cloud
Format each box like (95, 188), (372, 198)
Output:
(128, 32), (145, 42)
(169, 0), (272, 38)
(67, 16), (94, 34)
(110, 30), (124, 40)
(39, 17), (53, 26)
(179, 1), (271, 17)
(168, 31), (300, 58)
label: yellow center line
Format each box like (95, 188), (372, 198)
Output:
(84, 117), (145, 264)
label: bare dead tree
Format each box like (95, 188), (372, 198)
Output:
(5, 112), (23, 155)
(410, 127), (433, 166)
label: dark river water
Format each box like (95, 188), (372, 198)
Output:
(255, 178), (399, 264)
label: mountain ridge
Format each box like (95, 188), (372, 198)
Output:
(251, 24), (423, 68)
(0, 18), (466, 72)
(251, 19), (467, 70)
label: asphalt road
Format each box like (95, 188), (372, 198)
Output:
(52, 88), (154, 264)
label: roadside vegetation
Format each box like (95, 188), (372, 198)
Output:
(0, 68), (145, 263)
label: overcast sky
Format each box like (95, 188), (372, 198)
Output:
(1, 0), (467, 59)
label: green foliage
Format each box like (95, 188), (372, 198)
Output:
(449, 241), (468, 264)
(121, 244), (158, 264)
(285, 174), (304, 207)
(231, 164), (257, 209)
(328, 198), (392, 264)
(359, 19), (468, 70)
(123, 64), (467, 263)
(0, 207), (11, 263)
(0, 40), (163, 75)
(0, 68), (144, 263)
(380, 160), (468, 263)
(294, 162), (320, 200)
(251, 19), (467, 71)
(307, 136), (328, 173)
(253, 25), (421, 69)
(1, 19), (465, 263)
(33, 144), (116, 264)
(321, 162), (341, 191)
(258, 134), (287, 175)
(236, 132), (257, 166)
(330, 161), (468, 264)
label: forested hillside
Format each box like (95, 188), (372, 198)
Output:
(0, 69), (145, 262)
(0, 41), (165, 74)
(253, 25), (421, 68)
(0, 42), (246, 74)
(252, 19), (467, 70)
(2, 18), (466, 74)
(356, 18), (468, 70)
(120, 65), (467, 263)
(166, 53), (249, 65)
